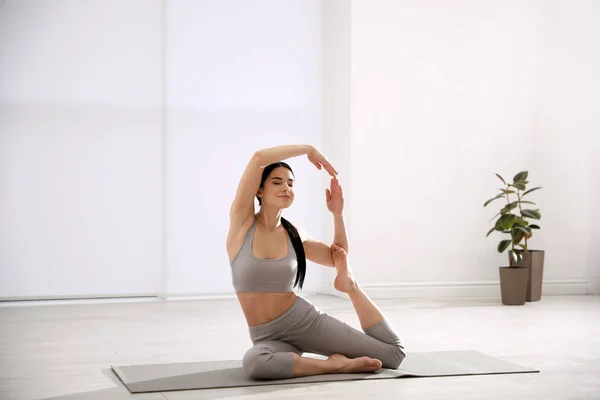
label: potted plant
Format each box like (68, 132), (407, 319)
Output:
(484, 171), (543, 305)
(506, 172), (544, 302)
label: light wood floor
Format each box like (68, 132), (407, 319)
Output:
(1, 294), (599, 400)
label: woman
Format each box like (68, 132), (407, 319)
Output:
(226, 144), (405, 380)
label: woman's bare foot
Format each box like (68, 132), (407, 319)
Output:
(327, 353), (382, 373)
(331, 244), (358, 293)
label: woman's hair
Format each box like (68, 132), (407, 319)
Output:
(257, 162), (307, 290)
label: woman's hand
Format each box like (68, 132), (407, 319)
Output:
(307, 147), (338, 177)
(326, 177), (344, 216)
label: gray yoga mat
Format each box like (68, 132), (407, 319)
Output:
(111, 350), (539, 393)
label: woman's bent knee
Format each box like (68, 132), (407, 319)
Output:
(242, 353), (273, 380)
(382, 344), (406, 370)
(242, 349), (294, 380)
(243, 348), (270, 380)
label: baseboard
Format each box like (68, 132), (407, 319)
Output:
(318, 279), (590, 300)
(588, 279), (600, 295)
(0, 290), (325, 305)
(160, 293), (238, 301)
(159, 290), (324, 301)
(0, 280), (590, 306)
(0, 293), (159, 306)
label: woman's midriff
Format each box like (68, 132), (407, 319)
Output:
(236, 292), (297, 327)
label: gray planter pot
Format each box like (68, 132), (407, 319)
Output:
(499, 266), (529, 305)
(509, 250), (545, 302)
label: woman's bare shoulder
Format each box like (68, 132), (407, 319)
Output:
(226, 215), (256, 262)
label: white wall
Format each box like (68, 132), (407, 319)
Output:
(0, 0), (163, 299)
(592, 146), (600, 295)
(320, 0), (352, 294)
(532, 1), (600, 295)
(164, 0), (325, 296)
(0, 0), (326, 300)
(331, 0), (598, 298)
(2, 1), (597, 301)
(592, 179), (600, 295)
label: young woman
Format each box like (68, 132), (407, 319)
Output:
(226, 144), (405, 380)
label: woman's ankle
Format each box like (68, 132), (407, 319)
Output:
(291, 353), (338, 376)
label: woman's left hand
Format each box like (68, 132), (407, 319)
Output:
(326, 177), (344, 216)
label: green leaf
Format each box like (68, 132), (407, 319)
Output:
(513, 232), (524, 245)
(513, 227), (530, 244)
(501, 202), (519, 213)
(505, 200), (536, 210)
(496, 174), (506, 185)
(501, 189), (516, 194)
(516, 200), (536, 205)
(521, 209), (542, 219)
(513, 217), (529, 227)
(510, 182), (527, 191)
(522, 187), (542, 196)
(511, 227), (526, 244)
(499, 214), (517, 230)
(494, 217), (504, 230)
(509, 249), (524, 263)
(484, 193), (505, 207)
(529, 224), (541, 229)
(489, 212), (502, 222)
(486, 227), (496, 237)
(501, 207), (513, 215)
(498, 240), (512, 253)
(513, 171), (528, 183)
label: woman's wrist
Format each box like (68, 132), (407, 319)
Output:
(254, 144), (315, 166)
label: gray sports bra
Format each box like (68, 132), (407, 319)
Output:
(230, 218), (298, 293)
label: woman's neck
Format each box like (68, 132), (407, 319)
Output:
(256, 207), (283, 231)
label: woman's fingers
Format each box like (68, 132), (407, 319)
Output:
(331, 244), (343, 253)
(324, 162), (338, 177)
(331, 177), (342, 193)
(308, 152), (337, 176)
(308, 154), (322, 170)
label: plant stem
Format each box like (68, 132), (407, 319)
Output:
(505, 183), (515, 256)
(517, 190), (527, 248)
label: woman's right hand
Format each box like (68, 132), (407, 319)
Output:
(307, 147), (338, 177)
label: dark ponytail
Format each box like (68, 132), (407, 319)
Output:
(257, 162), (307, 290)
(281, 217), (307, 290)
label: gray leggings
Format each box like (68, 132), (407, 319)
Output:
(242, 295), (406, 380)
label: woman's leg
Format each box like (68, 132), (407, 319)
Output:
(291, 352), (381, 377)
(290, 307), (406, 369)
(242, 340), (302, 380)
(332, 244), (389, 331)
(287, 245), (406, 368)
(243, 340), (381, 380)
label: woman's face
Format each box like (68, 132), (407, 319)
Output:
(257, 167), (295, 208)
